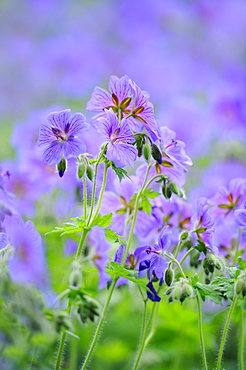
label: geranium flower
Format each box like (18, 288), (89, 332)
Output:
(37, 109), (89, 165)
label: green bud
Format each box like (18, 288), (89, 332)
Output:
(235, 279), (244, 296)
(143, 143), (151, 162)
(162, 184), (172, 199)
(86, 165), (94, 181)
(164, 266), (174, 286)
(195, 227), (207, 234)
(151, 143), (162, 164)
(77, 163), (86, 179)
(180, 232), (189, 241)
(242, 283), (246, 298)
(57, 157), (67, 178)
(169, 182), (179, 195)
(173, 286), (182, 301)
(69, 269), (82, 290)
(55, 311), (72, 332)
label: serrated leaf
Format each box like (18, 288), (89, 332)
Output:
(142, 189), (161, 199)
(91, 213), (113, 228)
(45, 217), (87, 236)
(237, 257), (246, 270)
(140, 195), (152, 216)
(190, 274), (199, 286)
(194, 240), (207, 253)
(106, 262), (151, 292)
(226, 267), (241, 279)
(111, 164), (130, 182)
(195, 282), (223, 305)
(104, 228), (124, 242)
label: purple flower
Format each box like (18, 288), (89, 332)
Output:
(140, 226), (172, 281)
(191, 198), (215, 248)
(209, 178), (246, 220)
(96, 109), (137, 167)
(37, 109), (89, 165)
(235, 209), (246, 227)
(86, 75), (133, 116)
(2, 214), (47, 286)
(89, 226), (111, 289)
(100, 175), (157, 240)
(137, 126), (192, 187)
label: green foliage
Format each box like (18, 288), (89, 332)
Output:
(106, 262), (151, 292)
(90, 213), (113, 228)
(111, 163), (130, 181)
(104, 228), (124, 243)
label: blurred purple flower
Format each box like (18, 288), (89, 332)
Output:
(2, 214), (47, 286)
(235, 208), (246, 227)
(89, 226), (111, 289)
(96, 109), (137, 167)
(192, 198), (215, 248)
(209, 178), (246, 220)
(37, 109), (89, 165)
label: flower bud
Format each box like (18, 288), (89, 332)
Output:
(143, 143), (151, 162)
(77, 163), (86, 179)
(164, 266), (174, 286)
(57, 157), (67, 178)
(69, 268), (82, 290)
(169, 182), (179, 195)
(86, 165), (94, 181)
(162, 183), (172, 199)
(151, 143), (162, 164)
(235, 279), (244, 296)
(55, 311), (72, 333)
(173, 286), (182, 301)
(180, 232), (189, 241)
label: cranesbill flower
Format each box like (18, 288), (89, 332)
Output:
(37, 109), (89, 165)
(139, 226), (172, 281)
(191, 198), (215, 249)
(96, 109), (137, 167)
(2, 214), (46, 286)
(86, 75), (133, 116)
(209, 178), (246, 220)
(137, 126), (192, 187)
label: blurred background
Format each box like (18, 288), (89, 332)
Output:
(1, 0), (246, 369)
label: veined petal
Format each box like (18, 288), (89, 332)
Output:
(41, 141), (63, 165)
(37, 123), (55, 146)
(108, 75), (133, 103)
(47, 109), (71, 132)
(86, 86), (112, 111)
(68, 113), (89, 136)
(63, 138), (86, 158)
(106, 142), (137, 168)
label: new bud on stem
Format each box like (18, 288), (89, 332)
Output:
(57, 157), (67, 178)
(86, 165), (94, 181)
(143, 143), (151, 162)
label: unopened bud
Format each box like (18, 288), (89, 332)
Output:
(69, 269), (82, 290)
(180, 232), (189, 241)
(162, 184), (172, 199)
(143, 143), (151, 162)
(169, 182), (179, 195)
(173, 286), (182, 301)
(235, 279), (244, 296)
(164, 266), (174, 286)
(86, 165), (94, 181)
(151, 143), (162, 164)
(77, 163), (86, 179)
(57, 157), (67, 178)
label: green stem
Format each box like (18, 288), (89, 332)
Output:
(83, 175), (87, 219)
(87, 150), (105, 224)
(216, 295), (237, 370)
(80, 278), (117, 370)
(179, 247), (195, 266)
(122, 164), (152, 265)
(89, 163), (109, 223)
(143, 174), (163, 192)
(55, 300), (72, 370)
(0, 244), (12, 254)
(196, 293), (208, 370)
(132, 299), (159, 370)
(239, 307), (245, 370)
(144, 302), (159, 348)
(164, 254), (186, 279)
(76, 228), (90, 260)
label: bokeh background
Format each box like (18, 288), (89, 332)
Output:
(1, 0), (246, 369)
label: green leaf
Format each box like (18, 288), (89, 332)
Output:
(237, 257), (246, 270)
(194, 240), (207, 253)
(111, 164), (130, 181)
(190, 274), (199, 286)
(140, 195), (152, 216)
(45, 217), (87, 236)
(106, 262), (151, 292)
(104, 228), (124, 242)
(194, 282), (223, 304)
(81, 268), (99, 273)
(226, 267), (241, 279)
(142, 189), (161, 199)
(91, 213), (113, 228)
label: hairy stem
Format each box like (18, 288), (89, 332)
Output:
(196, 293), (208, 370)
(164, 253), (186, 279)
(239, 307), (245, 370)
(216, 295), (237, 370)
(83, 175), (87, 219)
(80, 279), (117, 370)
